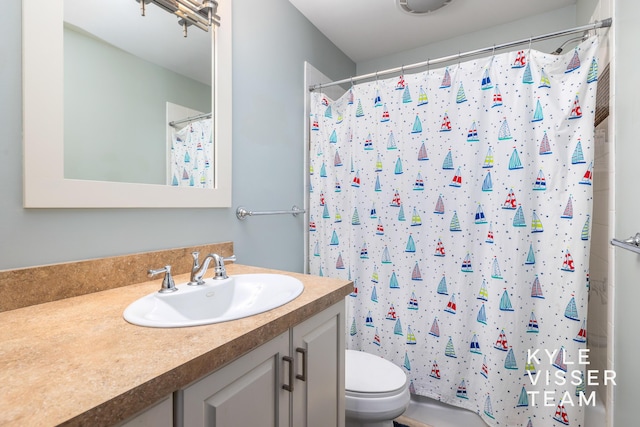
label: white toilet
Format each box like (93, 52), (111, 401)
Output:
(345, 350), (411, 427)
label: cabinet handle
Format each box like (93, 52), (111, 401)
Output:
(295, 348), (307, 382)
(282, 356), (294, 392)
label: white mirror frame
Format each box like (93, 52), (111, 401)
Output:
(22, 0), (232, 208)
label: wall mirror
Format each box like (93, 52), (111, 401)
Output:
(23, 0), (232, 208)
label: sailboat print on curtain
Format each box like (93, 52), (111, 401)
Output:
(498, 118), (512, 140)
(522, 62), (534, 84)
(412, 116), (423, 133)
(565, 295), (580, 320)
(499, 289), (514, 311)
(517, 386), (529, 407)
(569, 95), (583, 119)
(481, 68), (493, 90)
(539, 131), (552, 154)
(437, 275), (448, 295)
(412, 262), (422, 280)
(494, 329), (508, 351)
(539, 68), (551, 88)
(478, 280), (489, 301)
(492, 85), (503, 107)
(467, 121), (479, 142)
(418, 86), (429, 105)
(582, 215), (591, 240)
(403, 85), (412, 103)
(562, 195), (574, 218)
(572, 140), (586, 164)
(457, 380), (469, 398)
(470, 334), (481, 354)
(440, 68), (452, 88)
(531, 275), (544, 299)
(456, 83), (467, 103)
(461, 253), (473, 272)
(580, 162), (593, 185)
(526, 244), (536, 265)
(440, 112), (452, 132)
(554, 401), (570, 425)
(484, 395), (495, 420)
(429, 317), (440, 337)
(574, 319), (587, 343)
(504, 348), (517, 370)
(434, 238), (446, 257)
(445, 337), (457, 358)
(430, 361), (441, 379)
(482, 172), (493, 192)
(411, 208), (422, 226)
(587, 57), (598, 83)
(566, 48), (581, 72)
(477, 304), (487, 325)
(445, 294), (457, 314)
(486, 223), (494, 243)
(450, 167), (462, 187)
(418, 142), (429, 160)
(532, 99), (543, 122)
(512, 50), (526, 68)
(509, 148), (523, 169)
(309, 37), (598, 427)
(434, 194), (445, 214)
(442, 151), (454, 169)
(527, 312), (539, 333)
(503, 189), (517, 209)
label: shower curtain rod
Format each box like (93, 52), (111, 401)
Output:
(168, 112), (212, 128)
(309, 18), (612, 92)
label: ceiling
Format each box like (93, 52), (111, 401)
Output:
(288, 0), (577, 63)
(65, 0), (211, 85)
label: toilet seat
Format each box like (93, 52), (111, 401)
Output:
(346, 350), (407, 394)
(345, 350), (410, 423)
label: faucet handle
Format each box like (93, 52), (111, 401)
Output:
(212, 254), (236, 280)
(148, 265), (178, 293)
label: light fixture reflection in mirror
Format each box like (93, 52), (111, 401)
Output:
(22, 0), (232, 208)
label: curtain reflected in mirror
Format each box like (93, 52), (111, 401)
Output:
(63, 0), (212, 186)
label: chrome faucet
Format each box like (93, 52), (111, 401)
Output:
(148, 265), (178, 293)
(189, 251), (236, 285)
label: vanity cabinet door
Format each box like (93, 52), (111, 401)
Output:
(117, 395), (173, 427)
(181, 332), (290, 427)
(291, 302), (345, 427)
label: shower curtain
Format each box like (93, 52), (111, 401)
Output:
(309, 37), (599, 426)
(170, 118), (213, 188)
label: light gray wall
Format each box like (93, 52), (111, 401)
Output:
(0, 0), (355, 271)
(357, 5), (576, 75)
(612, 0), (640, 425)
(64, 26), (211, 184)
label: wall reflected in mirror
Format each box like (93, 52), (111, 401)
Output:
(63, 0), (212, 186)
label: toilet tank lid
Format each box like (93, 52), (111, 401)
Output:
(345, 350), (407, 393)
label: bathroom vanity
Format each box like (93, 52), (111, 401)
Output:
(0, 246), (351, 427)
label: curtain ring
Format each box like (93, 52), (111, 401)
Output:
(350, 76), (354, 87)
(401, 65), (405, 76)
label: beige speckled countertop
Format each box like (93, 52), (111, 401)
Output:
(0, 263), (352, 427)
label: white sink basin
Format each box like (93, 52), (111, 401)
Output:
(123, 274), (304, 328)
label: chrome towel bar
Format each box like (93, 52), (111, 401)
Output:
(611, 233), (640, 255)
(236, 205), (305, 220)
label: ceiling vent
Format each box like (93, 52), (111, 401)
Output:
(397, 0), (454, 15)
